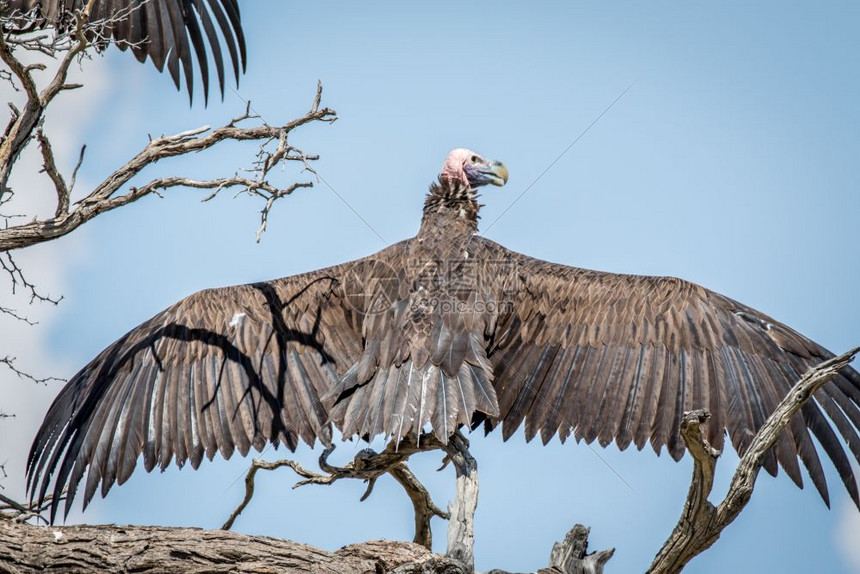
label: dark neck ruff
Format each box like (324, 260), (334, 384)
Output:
(419, 177), (481, 236)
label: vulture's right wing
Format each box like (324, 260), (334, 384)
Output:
(478, 237), (860, 509)
(26, 252), (396, 522)
(2, 0), (246, 101)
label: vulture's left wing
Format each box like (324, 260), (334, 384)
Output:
(478, 237), (860, 509)
(26, 255), (386, 522)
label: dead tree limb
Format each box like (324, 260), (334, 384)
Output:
(545, 525), (615, 574)
(648, 347), (860, 573)
(222, 435), (450, 551)
(484, 525), (614, 574)
(0, 82), (336, 252)
(0, 519), (469, 574)
(440, 430), (478, 571)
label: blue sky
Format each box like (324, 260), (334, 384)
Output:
(1, 1), (859, 572)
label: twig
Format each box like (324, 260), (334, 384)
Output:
(36, 128), (70, 216)
(0, 251), (61, 305)
(648, 347), (860, 573)
(0, 356), (64, 384)
(0, 304), (35, 324)
(0, 489), (64, 523)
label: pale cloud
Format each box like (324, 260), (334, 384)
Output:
(837, 500), (860, 570)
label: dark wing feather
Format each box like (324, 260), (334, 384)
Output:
(1, 0), (246, 101)
(26, 259), (372, 522)
(477, 236), (860, 509)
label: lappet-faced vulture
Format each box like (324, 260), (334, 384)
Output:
(27, 149), (860, 522)
(1, 0), (246, 101)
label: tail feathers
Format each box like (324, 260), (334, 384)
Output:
(331, 359), (498, 443)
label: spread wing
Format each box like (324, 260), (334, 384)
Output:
(480, 237), (860, 508)
(26, 256), (378, 522)
(2, 0), (246, 101)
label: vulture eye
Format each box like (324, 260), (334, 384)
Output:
(470, 155), (478, 163)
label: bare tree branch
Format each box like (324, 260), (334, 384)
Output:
(0, 249), (61, 333)
(0, 488), (64, 523)
(222, 435), (450, 551)
(0, 87), (336, 251)
(648, 347), (860, 573)
(2, 6), (336, 255)
(543, 525), (615, 574)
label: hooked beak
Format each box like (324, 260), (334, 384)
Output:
(479, 160), (509, 187)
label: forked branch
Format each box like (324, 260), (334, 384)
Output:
(221, 434), (450, 550)
(649, 347), (860, 573)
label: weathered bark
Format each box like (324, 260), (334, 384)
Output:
(546, 525), (614, 574)
(485, 525), (614, 574)
(0, 519), (615, 574)
(0, 520), (469, 574)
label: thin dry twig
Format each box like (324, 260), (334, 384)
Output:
(648, 347), (860, 573)
(0, 251), (61, 305)
(0, 356), (63, 384)
(0, 489), (65, 523)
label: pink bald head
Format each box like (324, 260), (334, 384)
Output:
(439, 149), (509, 189)
(441, 149), (478, 186)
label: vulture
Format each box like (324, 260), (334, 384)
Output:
(1, 0), (246, 101)
(27, 148), (860, 523)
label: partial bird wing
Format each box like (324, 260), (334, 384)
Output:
(478, 237), (860, 509)
(26, 251), (396, 522)
(2, 0), (246, 102)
